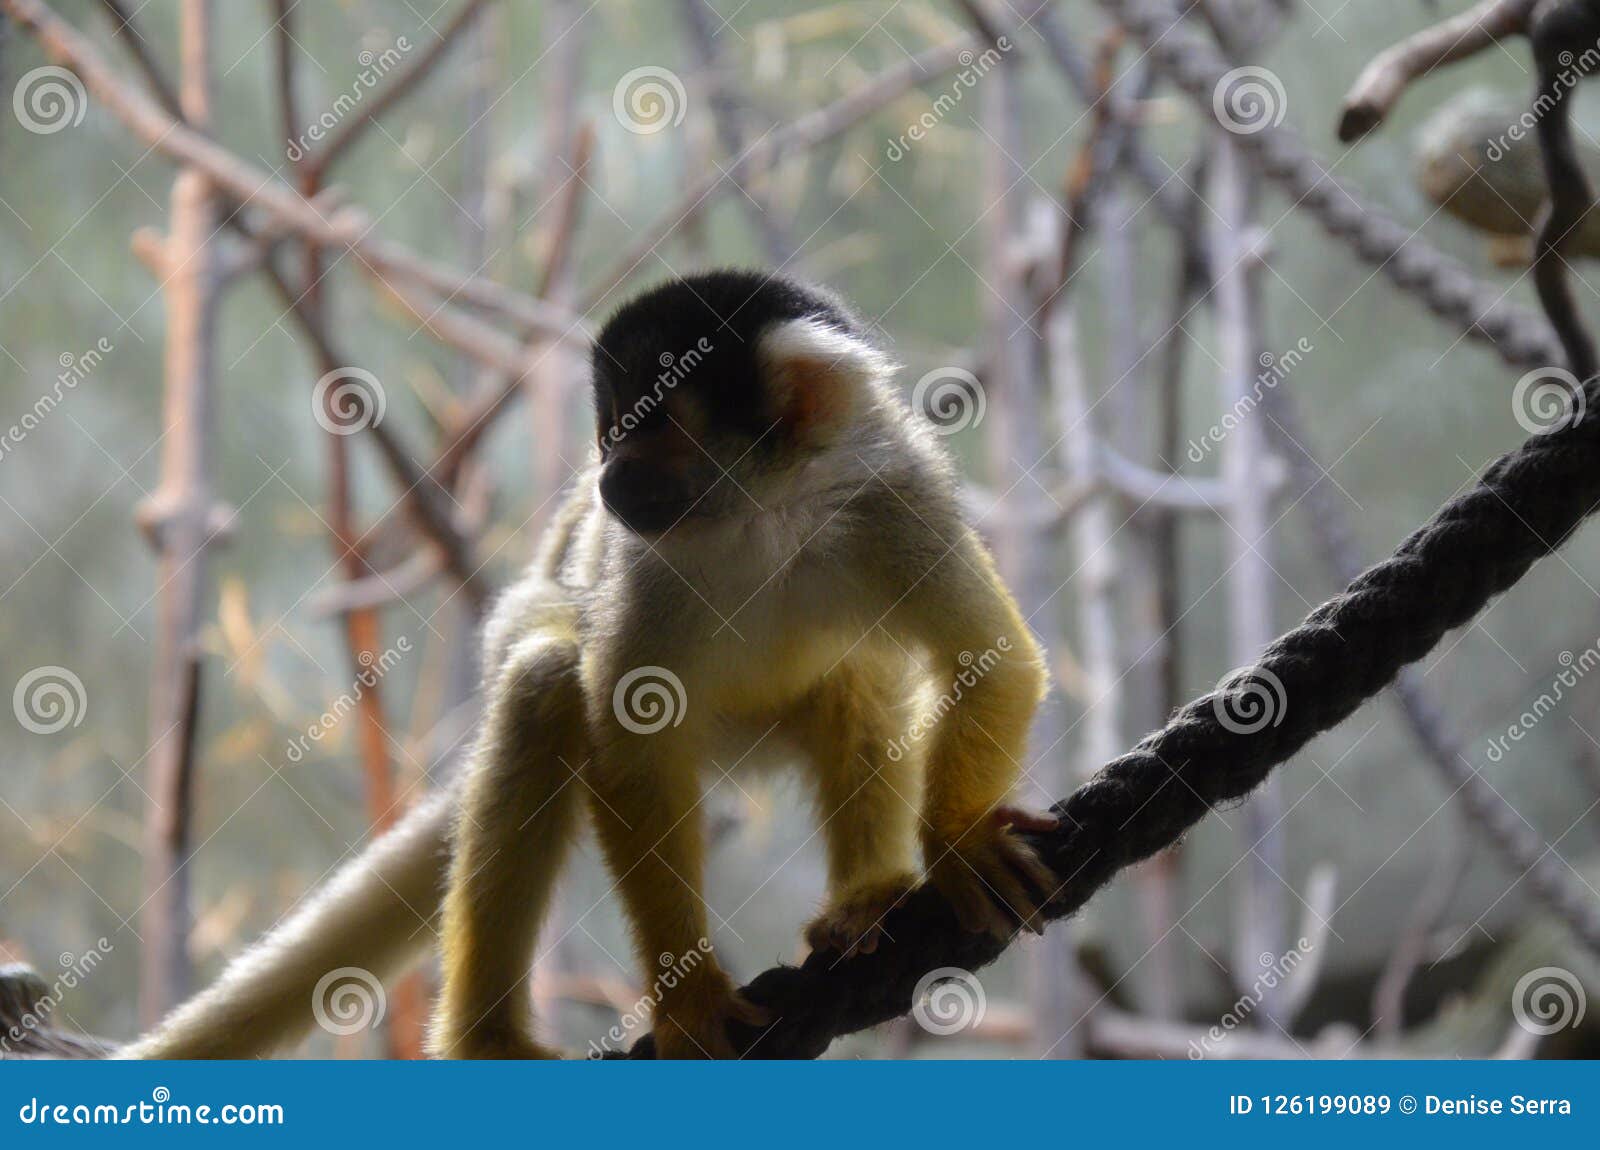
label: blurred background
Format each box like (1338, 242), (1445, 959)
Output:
(1, 0), (1598, 1058)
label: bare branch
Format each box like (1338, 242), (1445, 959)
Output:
(303, 0), (494, 180)
(138, 0), (222, 1025)
(1338, 0), (1535, 143)
(582, 35), (979, 308)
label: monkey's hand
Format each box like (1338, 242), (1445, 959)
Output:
(924, 807), (1060, 939)
(652, 967), (771, 1059)
(805, 872), (919, 958)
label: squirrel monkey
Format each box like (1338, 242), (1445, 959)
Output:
(430, 270), (1057, 1060)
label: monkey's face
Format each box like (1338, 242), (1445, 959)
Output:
(591, 271), (891, 538)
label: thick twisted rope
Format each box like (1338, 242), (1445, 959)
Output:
(615, 358), (1600, 1056)
(1101, 0), (1561, 370)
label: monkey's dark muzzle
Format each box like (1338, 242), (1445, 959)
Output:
(599, 459), (701, 536)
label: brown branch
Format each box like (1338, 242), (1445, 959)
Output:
(11, 0), (520, 612)
(137, 0), (221, 1026)
(302, 0), (494, 181)
(7, 0), (578, 345)
(1338, 0), (1536, 143)
(676, 0), (794, 263)
(95, 0), (180, 116)
(581, 35), (979, 309)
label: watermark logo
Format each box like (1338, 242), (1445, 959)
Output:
(884, 38), (1012, 161)
(1186, 337), (1313, 463)
(911, 967), (986, 1036)
(1512, 366), (1585, 436)
(14, 666), (86, 735)
(0, 337), (113, 465)
(312, 966), (386, 1036)
(1512, 966), (1586, 1036)
(1485, 640), (1600, 762)
(285, 637), (410, 763)
(285, 38), (412, 162)
(612, 666), (687, 735)
(13, 66), (88, 135)
(1188, 938), (1313, 1058)
(586, 939), (715, 1056)
(312, 367), (386, 436)
(0, 938), (112, 1055)
(600, 336), (713, 452)
(1485, 43), (1600, 162)
(1213, 66), (1287, 135)
(912, 367), (986, 436)
(1211, 665), (1286, 735)
(613, 66), (687, 135)
(887, 638), (1011, 762)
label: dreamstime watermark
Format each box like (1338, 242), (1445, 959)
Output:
(1485, 43), (1600, 162)
(1213, 66), (1287, 135)
(613, 66), (687, 135)
(311, 367), (386, 436)
(0, 939), (113, 1056)
(1511, 366), (1586, 436)
(1484, 638), (1600, 763)
(0, 338), (113, 465)
(884, 39), (1012, 161)
(1211, 664), (1287, 735)
(284, 637), (411, 763)
(1511, 966), (1587, 1036)
(912, 366), (986, 436)
(600, 336), (714, 453)
(887, 638), (1011, 762)
(911, 967), (986, 1036)
(284, 38), (413, 162)
(312, 966), (386, 1037)
(1186, 337), (1313, 463)
(586, 938), (715, 1056)
(612, 666), (687, 735)
(13, 666), (87, 735)
(12, 65), (87, 135)
(1187, 938), (1314, 1059)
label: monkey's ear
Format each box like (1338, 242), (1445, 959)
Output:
(760, 318), (895, 446)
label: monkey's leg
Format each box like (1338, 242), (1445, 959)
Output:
(790, 653), (922, 958)
(430, 637), (587, 1059)
(585, 730), (766, 1059)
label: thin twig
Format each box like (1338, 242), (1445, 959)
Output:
(1338, 0), (1536, 142)
(302, 0), (494, 180)
(581, 35), (979, 309)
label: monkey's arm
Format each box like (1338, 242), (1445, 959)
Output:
(896, 528), (1055, 936)
(121, 787), (452, 1059)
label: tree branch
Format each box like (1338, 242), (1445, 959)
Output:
(1338, 0), (1536, 143)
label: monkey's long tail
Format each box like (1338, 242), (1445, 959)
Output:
(120, 788), (453, 1060)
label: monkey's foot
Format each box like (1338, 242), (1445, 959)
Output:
(924, 807), (1060, 939)
(804, 873), (918, 958)
(651, 969), (771, 1059)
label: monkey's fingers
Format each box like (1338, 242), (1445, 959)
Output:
(1000, 834), (1060, 913)
(977, 857), (1047, 938)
